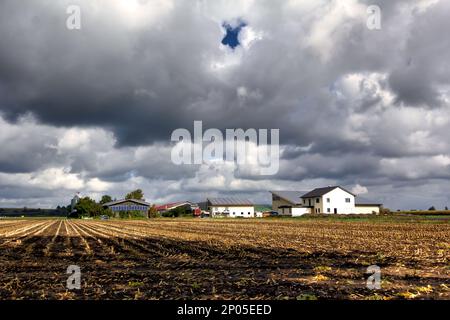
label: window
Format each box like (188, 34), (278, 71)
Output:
(241, 212), (244, 215)
(318, 208), (321, 213)
(303, 199), (306, 204)
(273, 195), (281, 201)
(327, 208), (331, 213)
(316, 198), (320, 203)
(248, 212), (251, 215)
(345, 198), (351, 203)
(327, 198), (330, 203)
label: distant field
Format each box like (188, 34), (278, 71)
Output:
(0, 218), (448, 300)
(394, 210), (450, 216)
(0, 208), (66, 217)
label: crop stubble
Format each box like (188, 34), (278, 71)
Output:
(0, 218), (448, 300)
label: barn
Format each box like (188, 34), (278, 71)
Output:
(207, 197), (255, 218)
(103, 199), (151, 217)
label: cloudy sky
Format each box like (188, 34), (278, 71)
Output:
(0, 0), (449, 210)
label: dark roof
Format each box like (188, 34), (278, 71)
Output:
(301, 186), (355, 198)
(103, 199), (151, 207)
(355, 196), (382, 206)
(270, 191), (308, 205)
(197, 201), (208, 210)
(207, 197), (254, 206)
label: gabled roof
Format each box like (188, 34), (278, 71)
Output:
(355, 196), (382, 206)
(103, 199), (151, 207)
(207, 197), (254, 206)
(301, 186), (355, 198)
(270, 191), (308, 205)
(155, 201), (197, 211)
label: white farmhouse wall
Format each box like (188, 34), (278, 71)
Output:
(292, 207), (311, 217)
(354, 206), (380, 214)
(321, 188), (355, 214)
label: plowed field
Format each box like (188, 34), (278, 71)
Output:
(0, 218), (448, 300)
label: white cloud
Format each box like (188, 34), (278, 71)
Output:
(352, 184), (368, 195)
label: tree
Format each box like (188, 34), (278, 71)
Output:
(74, 197), (106, 217)
(445, 206), (449, 211)
(100, 195), (113, 204)
(126, 189), (144, 200)
(428, 206), (436, 211)
(148, 205), (159, 218)
(162, 206), (189, 218)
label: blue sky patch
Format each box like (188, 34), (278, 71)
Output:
(221, 21), (247, 49)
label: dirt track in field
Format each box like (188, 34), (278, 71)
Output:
(0, 218), (448, 300)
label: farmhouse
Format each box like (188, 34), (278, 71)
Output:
(207, 197), (255, 218)
(271, 186), (382, 216)
(102, 199), (151, 217)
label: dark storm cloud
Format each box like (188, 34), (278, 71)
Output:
(384, 1), (450, 107)
(1, 0), (448, 149)
(0, 0), (227, 145)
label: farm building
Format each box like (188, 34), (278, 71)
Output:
(271, 186), (382, 216)
(102, 199), (151, 217)
(352, 197), (384, 214)
(207, 197), (255, 218)
(155, 201), (201, 216)
(270, 191), (310, 216)
(70, 192), (81, 212)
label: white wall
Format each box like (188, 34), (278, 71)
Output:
(292, 207), (311, 217)
(321, 188), (356, 214)
(277, 207), (311, 216)
(210, 206), (255, 218)
(354, 206), (380, 214)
